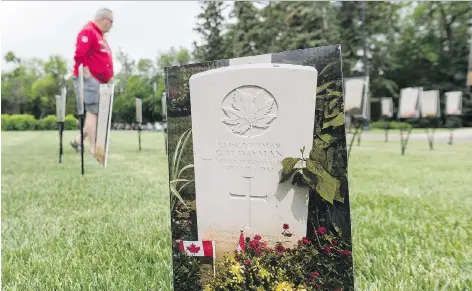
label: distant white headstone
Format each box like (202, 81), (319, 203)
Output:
(189, 63), (318, 257)
(445, 91), (463, 116)
(398, 87), (422, 119)
(344, 77), (369, 119)
(380, 97), (393, 118)
(55, 87), (67, 122)
(136, 98), (143, 123)
(95, 84), (115, 167)
(420, 90), (440, 118)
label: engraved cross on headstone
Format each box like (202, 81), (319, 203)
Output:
(229, 176), (267, 229)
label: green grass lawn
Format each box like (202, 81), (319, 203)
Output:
(2, 131), (471, 290)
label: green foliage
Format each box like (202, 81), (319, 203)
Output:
(279, 136), (343, 205)
(204, 225), (353, 291)
(1, 114), (77, 131)
(370, 121), (413, 130)
(193, 1), (227, 62)
(169, 128), (194, 211)
(38, 115), (57, 130)
(64, 114), (78, 130)
(173, 252), (202, 291)
(1, 114), (37, 131)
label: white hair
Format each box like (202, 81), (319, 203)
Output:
(95, 8), (112, 21)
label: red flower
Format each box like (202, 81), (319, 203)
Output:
(310, 271), (320, 278)
(248, 240), (260, 249)
(341, 250), (352, 255)
(245, 259), (251, 265)
(331, 239), (337, 246)
(317, 227), (327, 235)
(275, 244), (286, 253)
(323, 246), (331, 253)
(283, 224), (289, 230)
(253, 234), (261, 241)
(303, 237), (311, 244)
(255, 248), (263, 255)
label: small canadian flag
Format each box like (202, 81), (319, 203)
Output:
(177, 240), (216, 275)
(237, 231), (245, 253)
(177, 240), (215, 258)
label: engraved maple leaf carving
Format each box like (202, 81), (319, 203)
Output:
(222, 88), (277, 136)
(187, 243), (201, 254)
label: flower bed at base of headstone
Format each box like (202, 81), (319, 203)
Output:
(203, 225), (353, 291)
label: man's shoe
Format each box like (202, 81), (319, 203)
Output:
(70, 140), (82, 153)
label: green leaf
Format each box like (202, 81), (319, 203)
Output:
(318, 60), (338, 77)
(326, 89), (343, 97)
(302, 168), (316, 189)
(305, 159), (339, 204)
(170, 183), (188, 209)
(281, 157), (300, 174)
(279, 167), (301, 184)
(318, 133), (336, 145)
(323, 112), (345, 129)
(300, 146), (306, 156)
(171, 128), (191, 179)
(316, 81), (333, 94)
(170, 179), (193, 184)
(178, 164), (194, 177)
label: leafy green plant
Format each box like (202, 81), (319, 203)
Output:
(279, 135), (344, 205)
(173, 251), (202, 291)
(169, 127), (194, 211)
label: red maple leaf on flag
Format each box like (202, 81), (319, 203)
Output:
(187, 243), (200, 254)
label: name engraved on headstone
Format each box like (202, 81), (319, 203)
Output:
(201, 140), (284, 172)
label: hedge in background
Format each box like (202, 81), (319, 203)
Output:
(370, 121), (413, 130)
(1, 114), (78, 131)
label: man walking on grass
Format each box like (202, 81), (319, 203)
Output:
(70, 8), (114, 155)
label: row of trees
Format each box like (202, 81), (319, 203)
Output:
(2, 1), (471, 124)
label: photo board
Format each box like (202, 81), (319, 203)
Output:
(380, 97), (393, 118)
(445, 91), (463, 116)
(55, 87), (67, 122)
(398, 87), (422, 119)
(95, 84), (115, 167)
(419, 90), (440, 118)
(136, 97), (142, 123)
(344, 76), (369, 120)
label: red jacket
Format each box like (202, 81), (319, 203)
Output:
(73, 22), (114, 83)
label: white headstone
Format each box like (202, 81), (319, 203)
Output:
(445, 91), (463, 116)
(420, 90), (440, 118)
(344, 77), (369, 119)
(136, 98), (143, 123)
(55, 87), (67, 122)
(398, 87), (422, 119)
(380, 97), (393, 118)
(189, 63), (317, 257)
(95, 84), (115, 167)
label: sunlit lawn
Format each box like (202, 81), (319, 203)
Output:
(2, 131), (471, 290)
